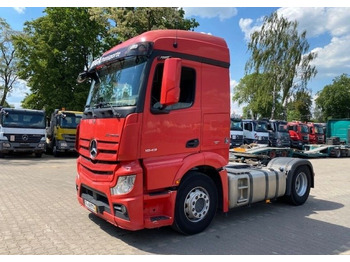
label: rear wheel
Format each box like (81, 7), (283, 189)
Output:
(286, 166), (311, 206)
(172, 171), (218, 235)
(334, 149), (341, 158)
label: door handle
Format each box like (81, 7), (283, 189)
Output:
(186, 139), (199, 148)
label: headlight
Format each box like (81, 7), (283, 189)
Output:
(231, 135), (236, 139)
(110, 175), (136, 195)
(59, 141), (68, 147)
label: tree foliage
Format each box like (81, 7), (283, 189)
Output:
(13, 7), (109, 114)
(88, 7), (199, 43)
(0, 18), (19, 106)
(233, 73), (281, 119)
(287, 90), (312, 122)
(315, 74), (350, 120)
(245, 12), (317, 120)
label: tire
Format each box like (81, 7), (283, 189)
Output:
(53, 140), (60, 157)
(172, 171), (218, 235)
(334, 149), (341, 158)
(286, 166), (311, 206)
(0, 152), (4, 158)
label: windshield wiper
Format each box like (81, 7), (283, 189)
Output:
(94, 102), (122, 117)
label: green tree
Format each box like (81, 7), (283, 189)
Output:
(233, 73), (281, 119)
(287, 90), (313, 122)
(13, 7), (109, 114)
(0, 18), (19, 106)
(245, 12), (317, 120)
(315, 74), (350, 120)
(88, 7), (199, 43)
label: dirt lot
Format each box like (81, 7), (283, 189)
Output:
(0, 155), (349, 255)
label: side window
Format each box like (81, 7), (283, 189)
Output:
(151, 63), (196, 111)
(243, 122), (252, 131)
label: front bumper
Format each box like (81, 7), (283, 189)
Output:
(76, 158), (176, 231)
(0, 140), (45, 154)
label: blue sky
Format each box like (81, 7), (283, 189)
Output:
(1, 2), (349, 116)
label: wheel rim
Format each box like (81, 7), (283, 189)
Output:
(295, 172), (307, 196)
(184, 186), (210, 222)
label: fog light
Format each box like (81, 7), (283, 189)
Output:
(3, 142), (11, 148)
(110, 175), (136, 195)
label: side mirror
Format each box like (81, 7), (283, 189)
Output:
(77, 71), (88, 83)
(160, 58), (181, 106)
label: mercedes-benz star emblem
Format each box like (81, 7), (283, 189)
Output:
(90, 139), (98, 159)
(22, 134), (29, 141)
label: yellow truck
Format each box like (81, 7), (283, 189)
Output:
(46, 109), (83, 156)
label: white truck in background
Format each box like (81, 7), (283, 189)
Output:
(0, 107), (46, 158)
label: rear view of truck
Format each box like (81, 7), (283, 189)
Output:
(0, 107), (46, 158)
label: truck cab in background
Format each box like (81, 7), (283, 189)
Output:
(0, 107), (46, 158)
(46, 109), (83, 156)
(307, 122), (325, 144)
(267, 120), (291, 147)
(241, 119), (269, 145)
(230, 117), (243, 148)
(287, 121), (309, 149)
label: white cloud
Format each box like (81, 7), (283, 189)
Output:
(183, 7), (238, 21)
(311, 35), (350, 78)
(239, 7), (350, 79)
(239, 17), (262, 41)
(13, 7), (26, 14)
(278, 7), (350, 38)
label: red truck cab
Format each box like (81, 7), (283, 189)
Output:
(75, 30), (230, 233)
(287, 121), (309, 149)
(307, 122), (325, 144)
(75, 30), (314, 235)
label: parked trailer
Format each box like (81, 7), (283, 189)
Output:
(231, 143), (350, 161)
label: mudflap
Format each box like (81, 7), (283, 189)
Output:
(267, 157), (315, 196)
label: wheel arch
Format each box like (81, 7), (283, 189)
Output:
(267, 157), (315, 196)
(173, 152), (228, 213)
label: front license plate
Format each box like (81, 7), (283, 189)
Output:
(84, 199), (97, 213)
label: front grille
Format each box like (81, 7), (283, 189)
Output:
(62, 134), (76, 143)
(81, 164), (113, 175)
(4, 134), (44, 143)
(78, 138), (118, 162)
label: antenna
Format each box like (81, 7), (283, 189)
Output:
(173, 30), (178, 48)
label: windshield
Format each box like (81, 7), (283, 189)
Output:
(86, 57), (147, 109)
(1, 111), (45, 129)
(230, 119), (242, 131)
(59, 114), (82, 129)
(254, 121), (268, 132)
(277, 124), (288, 132)
(301, 125), (309, 133)
(315, 125), (324, 134)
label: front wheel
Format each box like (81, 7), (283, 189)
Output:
(286, 166), (311, 206)
(172, 171), (218, 235)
